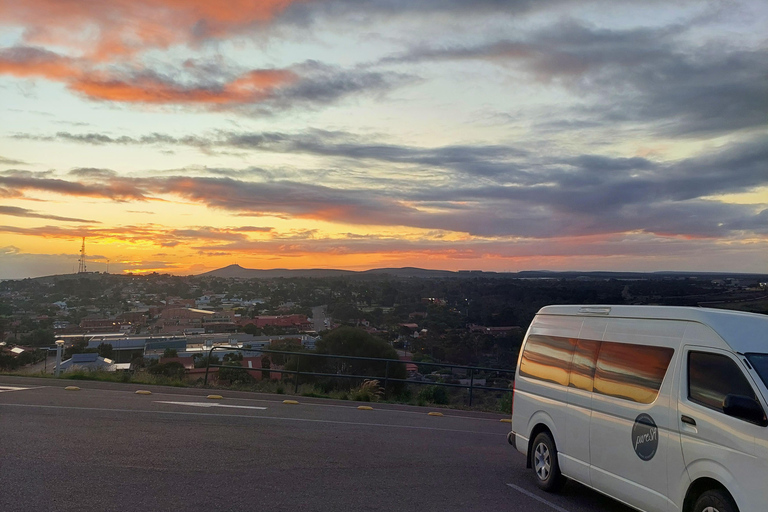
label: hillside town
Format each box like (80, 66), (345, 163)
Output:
(1, 270), (766, 377)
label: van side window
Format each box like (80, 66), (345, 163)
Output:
(594, 342), (674, 404)
(519, 335), (576, 386)
(688, 352), (756, 412)
(569, 339), (601, 391)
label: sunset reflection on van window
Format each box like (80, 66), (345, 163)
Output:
(569, 339), (601, 391)
(519, 335), (576, 386)
(594, 342), (674, 404)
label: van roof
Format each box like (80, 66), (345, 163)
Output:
(537, 305), (768, 353)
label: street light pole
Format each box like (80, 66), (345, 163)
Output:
(54, 339), (65, 377)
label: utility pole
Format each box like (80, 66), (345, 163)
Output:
(55, 339), (64, 377)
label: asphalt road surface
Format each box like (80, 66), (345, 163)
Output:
(0, 376), (633, 512)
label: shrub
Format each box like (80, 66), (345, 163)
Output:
(498, 391), (514, 414)
(417, 385), (449, 405)
(148, 361), (187, 380)
(218, 364), (255, 386)
(350, 379), (383, 402)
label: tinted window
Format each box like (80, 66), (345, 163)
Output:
(519, 335), (576, 386)
(745, 353), (768, 389)
(689, 352), (756, 411)
(569, 338), (600, 391)
(594, 342), (674, 404)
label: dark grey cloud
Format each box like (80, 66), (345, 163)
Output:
(235, 226), (274, 233)
(279, 0), (572, 26)
(13, 127), (768, 208)
(0, 45), (76, 73)
(0, 156), (27, 166)
(0, 205), (100, 223)
(1, 169), (56, 178)
(257, 60), (414, 114)
(19, 129), (529, 178)
(381, 20), (768, 137)
(69, 168), (119, 179)
(0, 170), (148, 200)
(4, 130), (766, 240)
(166, 228), (250, 243)
(5, 142), (767, 241)
(151, 176), (417, 222)
(1, 45), (410, 113)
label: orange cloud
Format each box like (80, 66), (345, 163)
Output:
(70, 68), (296, 104)
(0, 47), (82, 80)
(0, 0), (309, 60)
(0, 46), (297, 105)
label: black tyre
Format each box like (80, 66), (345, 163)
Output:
(531, 432), (566, 492)
(693, 489), (738, 512)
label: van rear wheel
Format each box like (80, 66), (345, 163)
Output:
(693, 489), (737, 512)
(531, 432), (565, 492)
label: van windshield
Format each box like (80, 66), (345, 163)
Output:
(745, 354), (768, 388)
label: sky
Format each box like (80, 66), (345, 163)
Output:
(0, 0), (766, 279)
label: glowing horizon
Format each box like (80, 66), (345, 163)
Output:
(1, 0), (766, 279)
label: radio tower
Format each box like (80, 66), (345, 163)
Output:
(77, 237), (87, 274)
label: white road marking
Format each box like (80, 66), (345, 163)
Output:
(506, 483), (573, 512)
(0, 386), (30, 393)
(155, 401), (267, 410)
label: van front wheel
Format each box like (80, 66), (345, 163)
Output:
(693, 489), (737, 512)
(531, 432), (565, 492)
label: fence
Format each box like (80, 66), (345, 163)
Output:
(202, 346), (515, 407)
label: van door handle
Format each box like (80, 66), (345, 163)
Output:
(681, 415), (696, 426)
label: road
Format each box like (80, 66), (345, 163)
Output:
(311, 305), (327, 332)
(0, 376), (632, 512)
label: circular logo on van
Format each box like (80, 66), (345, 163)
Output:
(631, 413), (658, 461)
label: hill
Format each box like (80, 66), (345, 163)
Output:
(196, 265), (462, 279)
(196, 265), (768, 281)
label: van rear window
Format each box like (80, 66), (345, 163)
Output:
(519, 335), (576, 386)
(594, 343), (674, 404)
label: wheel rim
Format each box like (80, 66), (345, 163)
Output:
(701, 508), (719, 512)
(534, 442), (551, 481)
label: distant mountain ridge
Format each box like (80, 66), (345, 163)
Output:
(194, 264), (768, 280)
(7, 265), (767, 282)
(196, 264), (463, 279)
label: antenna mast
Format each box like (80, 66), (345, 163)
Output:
(78, 237), (87, 273)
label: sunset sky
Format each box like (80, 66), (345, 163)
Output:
(1, 0), (766, 279)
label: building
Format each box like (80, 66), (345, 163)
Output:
(158, 308), (237, 334)
(240, 314), (313, 332)
(80, 317), (121, 333)
(57, 353), (116, 372)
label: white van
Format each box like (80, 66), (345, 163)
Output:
(510, 305), (768, 512)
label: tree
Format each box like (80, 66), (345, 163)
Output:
(193, 354), (220, 369)
(162, 348), (178, 358)
(261, 355), (271, 380)
(223, 352), (243, 363)
(242, 323), (261, 335)
(97, 343), (114, 359)
(148, 361), (186, 379)
(64, 340), (93, 359)
(219, 362), (255, 385)
(312, 327), (407, 393)
(19, 328), (55, 347)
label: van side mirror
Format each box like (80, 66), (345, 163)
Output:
(723, 394), (768, 426)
